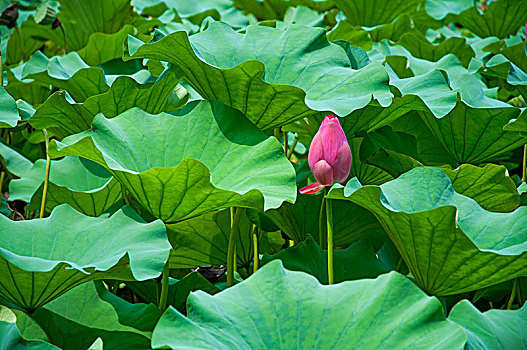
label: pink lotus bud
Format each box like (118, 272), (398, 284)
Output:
(300, 114), (352, 194)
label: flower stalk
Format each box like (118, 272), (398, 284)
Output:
(40, 129), (51, 218)
(227, 207), (243, 287)
(506, 279), (518, 309)
(158, 263), (170, 311)
(252, 224), (259, 273)
(326, 196), (334, 285)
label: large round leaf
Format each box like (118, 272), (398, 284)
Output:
(126, 22), (392, 130)
(49, 100), (297, 222)
(16, 51), (109, 102)
(151, 260), (466, 349)
(0, 205), (170, 311)
(328, 167), (527, 295)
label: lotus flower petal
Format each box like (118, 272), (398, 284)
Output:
(299, 182), (325, 194)
(332, 142), (352, 183)
(313, 160), (333, 186)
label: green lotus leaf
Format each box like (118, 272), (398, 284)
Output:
(425, 0), (473, 21)
(0, 141), (33, 177)
(442, 164), (520, 213)
(327, 167), (527, 295)
(359, 126), (521, 211)
(151, 260), (466, 349)
(349, 137), (394, 185)
(283, 95), (436, 153)
(397, 33), (475, 67)
(334, 0), (421, 26)
(278, 5), (325, 29)
(9, 156), (121, 217)
(4, 68), (51, 107)
(232, 0), (333, 21)
(125, 22), (393, 130)
(10, 308), (49, 342)
(77, 25), (147, 66)
(362, 142), (520, 212)
(33, 0), (150, 52)
(367, 13), (419, 42)
(261, 236), (392, 284)
(32, 281), (161, 350)
(0, 306), (59, 349)
(0, 204), (170, 310)
(501, 41), (527, 76)
(18, 51), (109, 102)
(417, 100), (527, 165)
(427, 0), (527, 39)
(49, 100), (296, 222)
(504, 109), (527, 133)
(29, 68), (184, 139)
(326, 21), (373, 51)
(388, 111), (459, 166)
(0, 86), (20, 128)
(372, 47), (527, 163)
(167, 208), (282, 269)
(449, 300), (527, 349)
(372, 44), (494, 105)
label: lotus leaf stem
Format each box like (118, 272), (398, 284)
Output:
(121, 185), (131, 206)
(15, 24), (25, 60)
(522, 144), (526, 183)
(326, 196), (334, 285)
(283, 131), (288, 155)
(252, 224), (259, 273)
(0, 170), (4, 195)
(227, 207), (243, 287)
(287, 138), (298, 159)
(40, 129), (51, 218)
(274, 128), (280, 141)
(158, 263), (170, 311)
(59, 22), (68, 54)
(318, 193), (326, 249)
(506, 279), (518, 309)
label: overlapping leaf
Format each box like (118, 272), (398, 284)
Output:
(0, 205), (169, 310)
(126, 22), (393, 130)
(49, 101), (297, 222)
(29, 68), (185, 139)
(151, 261), (466, 349)
(328, 167), (527, 295)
